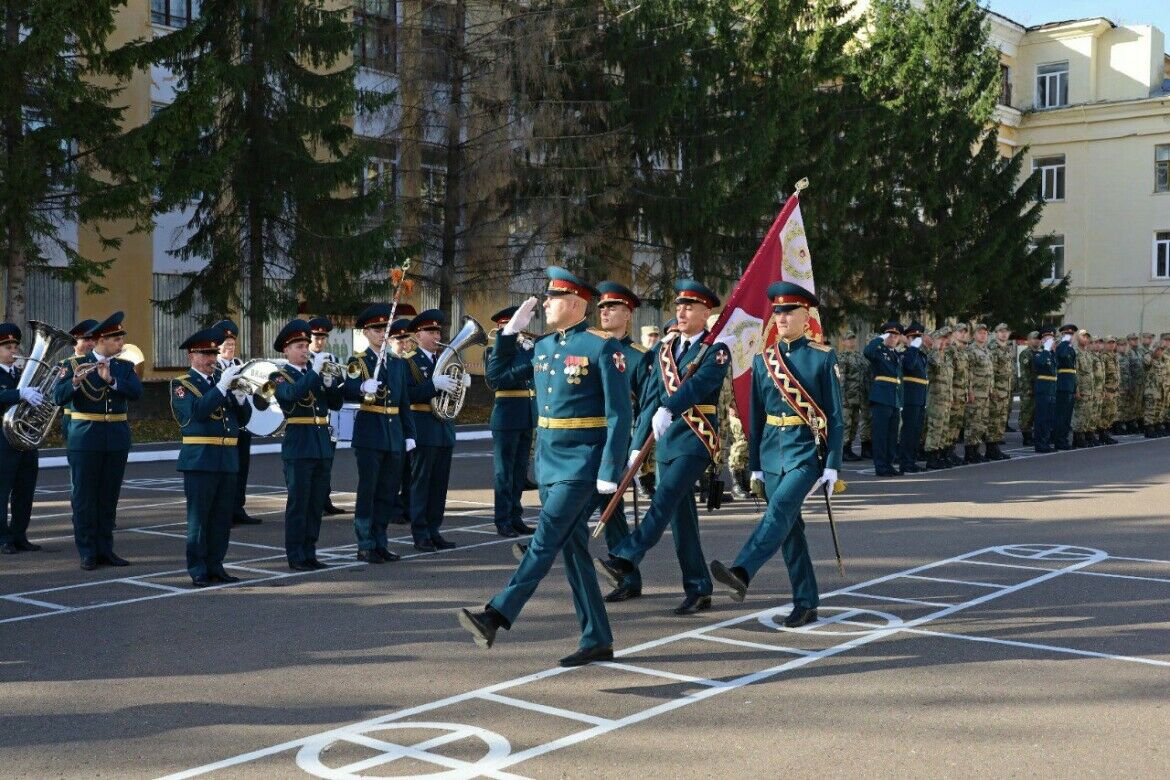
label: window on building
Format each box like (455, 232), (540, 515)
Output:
(1033, 155), (1066, 201)
(1035, 61), (1069, 109)
(152, 0), (201, 28)
(1045, 235), (1065, 281)
(999, 64), (1013, 107)
(1155, 231), (1170, 279)
(354, 1), (396, 73)
(420, 145), (447, 227)
(1156, 145), (1170, 194)
(422, 1), (456, 82)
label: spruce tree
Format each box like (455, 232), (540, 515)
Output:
(148, 0), (395, 355)
(0, 0), (154, 324)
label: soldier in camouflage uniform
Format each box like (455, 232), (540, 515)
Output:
(1089, 337), (1108, 443)
(946, 324), (971, 466)
(719, 373), (750, 499)
(1071, 329), (1098, 447)
(1018, 330), (1039, 445)
(1160, 334), (1170, 434)
(924, 327), (953, 469)
(1099, 336), (1120, 443)
(1115, 338), (1132, 434)
(856, 334), (875, 459)
(1124, 334), (1143, 432)
(989, 323), (1015, 446)
(1142, 341), (1166, 437)
(964, 323), (1001, 462)
(1137, 333), (1155, 432)
(837, 331), (866, 461)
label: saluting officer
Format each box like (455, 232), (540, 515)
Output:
(388, 315), (416, 526)
(709, 282), (843, 628)
(54, 312), (144, 570)
(170, 326), (251, 587)
(271, 319), (344, 571)
(1032, 327), (1058, 452)
(864, 321), (903, 477)
(343, 304), (417, 563)
(0, 324), (44, 555)
(597, 280), (730, 615)
(308, 316), (348, 516)
(404, 309), (465, 552)
(592, 281), (651, 602)
(1053, 323), (1078, 449)
(459, 267), (631, 667)
(485, 306), (537, 539)
(58, 319), (98, 441)
(897, 321), (928, 474)
(212, 320), (262, 526)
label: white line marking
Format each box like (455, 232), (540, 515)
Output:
(122, 579), (187, 594)
(837, 591), (954, 608)
(692, 633), (815, 656)
(597, 661), (724, 687)
(1109, 555), (1170, 565)
(477, 692), (613, 726)
(902, 574), (1004, 588)
(897, 626), (1170, 668)
(2, 594), (68, 611)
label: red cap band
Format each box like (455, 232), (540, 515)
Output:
(547, 279), (593, 299)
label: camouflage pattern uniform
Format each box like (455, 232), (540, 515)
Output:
(856, 336), (874, 453)
(963, 325), (994, 454)
(1090, 342), (1106, 433)
(1017, 331), (1039, 439)
(837, 332), (867, 454)
(1101, 337), (1120, 433)
(719, 374), (749, 498)
(1124, 335), (1143, 428)
(1071, 334), (1097, 440)
(988, 324), (1015, 444)
(924, 328), (953, 463)
(1161, 336), (1170, 428)
(948, 325), (971, 452)
(1116, 340), (1132, 429)
(1142, 344), (1166, 433)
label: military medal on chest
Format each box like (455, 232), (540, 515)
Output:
(563, 355), (589, 384)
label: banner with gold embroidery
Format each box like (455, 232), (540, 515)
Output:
(761, 343), (827, 443)
(658, 333), (721, 461)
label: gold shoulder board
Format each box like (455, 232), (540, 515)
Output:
(810, 342), (832, 352)
(586, 328), (609, 339)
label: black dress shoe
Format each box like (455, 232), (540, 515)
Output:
(511, 521), (535, 535)
(308, 559), (329, 570)
(232, 513), (262, 525)
(191, 577), (213, 588)
(323, 501), (346, 516)
(0, 543), (17, 554)
(289, 561), (314, 571)
(80, 557), (98, 571)
(213, 573), (241, 583)
(496, 525), (520, 538)
(559, 645), (613, 667)
(673, 594), (712, 615)
(604, 584), (642, 603)
(432, 536), (456, 550)
(14, 540), (41, 551)
(375, 547), (401, 562)
(783, 606), (819, 628)
(458, 608), (498, 648)
(414, 540), (437, 553)
(511, 542), (528, 561)
(595, 556), (633, 588)
(710, 560), (748, 602)
(356, 550), (384, 563)
(98, 553), (130, 567)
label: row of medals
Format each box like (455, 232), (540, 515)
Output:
(564, 356), (589, 384)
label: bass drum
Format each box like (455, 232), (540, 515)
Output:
(245, 396), (285, 437)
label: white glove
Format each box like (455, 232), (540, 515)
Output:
(231, 388), (249, 405)
(810, 468), (838, 497)
(360, 379), (381, 394)
(19, 387), (44, 405)
(215, 363), (241, 394)
(405, 438), (416, 452)
(751, 471), (764, 483)
(596, 479), (618, 495)
(311, 352), (329, 373)
(322, 371), (337, 388)
(651, 406), (673, 440)
(910, 337), (923, 349)
(461, 372), (472, 388)
(1061, 333), (1072, 343)
(1043, 337), (1054, 351)
(501, 296), (538, 336)
(433, 374), (457, 393)
(628, 450), (639, 468)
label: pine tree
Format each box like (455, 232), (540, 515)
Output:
(148, 0), (396, 356)
(0, 0), (154, 324)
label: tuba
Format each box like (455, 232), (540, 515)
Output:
(2, 321), (75, 450)
(430, 315), (488, 420)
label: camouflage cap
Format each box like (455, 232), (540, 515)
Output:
(1126, 333), (1138, 340)
(1105, 335), (1116, 343)
(1027, 330), (1040, 339)
(1077, 328), (1091, 338)
(934, 326), (952, 338)
(994, 322), (1010, 332)
(952, 322), (970, 333)
(1161, 332), (1170, 340)
(973, 322), (988, 331)
(1142, 332), (1155, 338)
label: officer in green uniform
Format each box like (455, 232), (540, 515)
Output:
(343, 304), (417, 563)
(270, 319), (344, 570)
(485, 305), (537, 539)
(54, 312), (144, 570)
(170, 326), (252, 586)
(0, 324), (44, 554)
(597, 280), (730, 615)
(58, 319), (98, 442)
(212, 320), (262, 526)
(405, 309), (464, 552)
(864, 321), (903, 476)
(1032, 327), (1058, 452)
(308, 316), (348, 516)
(1053, 324), (1078, 449)
(459, 267), (631, 667)
(897, 321), (928, 474)
(709, 282), (842, 628)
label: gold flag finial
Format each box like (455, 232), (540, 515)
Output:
(794, 177), (810, 192)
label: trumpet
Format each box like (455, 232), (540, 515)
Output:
(73, 344), (145, 380)
(226, 358), (285, 400)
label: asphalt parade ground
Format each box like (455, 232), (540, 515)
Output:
(2, 431), (1169, 778)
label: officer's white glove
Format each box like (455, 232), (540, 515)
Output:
(461, 372), (472, 388)
(1043, 337), (1054, 351)
(432, 374), (457, 393)
(360, 379), (381, 394)
(910, 337), (923, 349)
(811, 468), (838, 495)
(215, 363), (242, 394)
(311, 352), (329, 373)
(596, 479), (618, 495)
(19, 387), (44, 405)
(628, 450), (639, 468)
(231, 388), (249, 405)
(502, 297), (538, 336)
(1061, 333), (1072, 343)
(405, 438), (416, 453)
(651, 406), (673, 440)
(322, 370), (339, 388)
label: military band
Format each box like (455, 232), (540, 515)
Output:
(485, 305), (537, 539)
(0, 324), (42, 555)
(214, 320), (261, 526)
(309, 316), (349, 517)
(388, 314), (416, 525)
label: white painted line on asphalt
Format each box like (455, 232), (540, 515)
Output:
(902, 574), (1004, 588)
(123, 579), (188, 594)
(893, 626), (1170, 668)
(477, 692), (614, 726)
(837, 591), (954, 608)
(2, 594), (69, 612)
(692, 633), (815, 656)
(597, 661), (724, 687)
